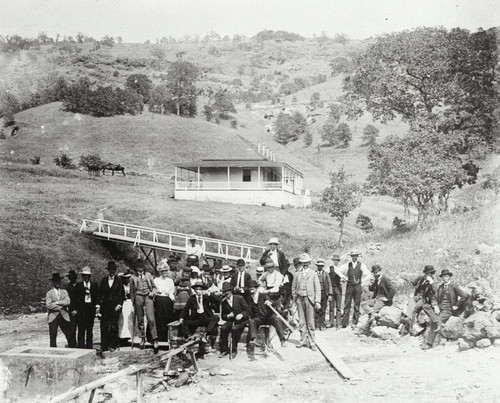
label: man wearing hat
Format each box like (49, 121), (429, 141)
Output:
(405, 265), (438, 329)
(179, 281), (219, 349)
(327, 254), (345, 329)
(173, 273), (192, 320)
(247, 279), (287, 358)
(186, 234), (203, 268)
(255, 266), (265, 282)
(360, 265), (396, 320)
(260, 237), (288, 275)
(130, 260), (159, 352)
(65, 269), (79, 348)
(75, 266), (100, 349)
(259, 259), (284, 306)
(314, 259), (333, 331)
(46, 273), (72, 347)
(291, 254), (321, 350)
(219, 282), (250, 358)
(339, 250), (370, 328)
(217, 264), (233, 291)
(231, 259), (252, 299)
(422, 269), (468, 349)
(154, 264), (176, 342)
(96, 261), (125, 353)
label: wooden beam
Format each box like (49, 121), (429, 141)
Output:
(314, 332), (357, 380)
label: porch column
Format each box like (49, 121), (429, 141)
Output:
(174, 167), (178, 189)
(258, 166), (261, 189)
(227, 166), (230, 189)
(281, 166), (285, 190)
(197, 166), (200, 189)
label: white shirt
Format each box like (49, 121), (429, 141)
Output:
(338, 261), (370, 285)
(108, 276), (115, 288)
(83, 281), (92, 303)
(186, 243), (202, 257)
(53, 287), (61, 300)
(154, 276), (176, 300)
(261, 270), (283, 293)
(252, 291), (260, 304)
(196, 295), (204, 314)
(236, 270), (246, 288)
(227, 295), (233, 308)
(268, 249), (279, 267)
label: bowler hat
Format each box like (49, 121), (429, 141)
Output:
(331, 254), (340, 261)
(202, 264), (212, 272)
(439, 269), (453, 277)
(50, 272), (63, 282)
(263, 259), (275, 269)
(299, 253), (311, 263)
(236, 258), (246, 267)
(107, 261), (117, 271)
(371, 264), (382, 273)
(247, 279), (260, 289)
(316, 259), (325, 266)
(67, 269), (77, 278)
(423, 265), (435, 274)
(192, 281), (207, 290)
(81, 266), (92, 276)
(268, 237), (279, 245)
(119, 269), (132, 278)
(221, 282), (234, 292)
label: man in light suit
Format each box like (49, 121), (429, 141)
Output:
(96, 261), (124, 353)
(291, 253), (321, 351)
(260, 237), (288, 275)
(130, 259), (159, 353)
(46, 273), (72, 348)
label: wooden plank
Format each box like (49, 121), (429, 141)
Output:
(314, 332), (357, 380)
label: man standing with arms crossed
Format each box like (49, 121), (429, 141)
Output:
(292, 253), (321, 351)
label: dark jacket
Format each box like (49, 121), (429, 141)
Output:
(260, 249), (288, 274)
(74, 281), (100, 311)
(317, 270), (333, 295)
(369, 275), (396, 305)
(230, 271), (252, 290)
(180, 294), (219, 320)
(130, 272), (157, 302)
(66, 282), (78, 313)
(249, 292), (274, 320)
(221, 294), (250, 322)
(98, 276), (125, 313)
(412, 275), (437, 306)
(436, 282), (469, 312)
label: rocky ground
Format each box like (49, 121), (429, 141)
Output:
(1, 314), (500, 403)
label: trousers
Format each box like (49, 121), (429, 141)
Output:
(247, 315), (285, 353)
(315, 291), (328, 329)
(134, 294), (158, 340)
(100, 309), (120, 351)
(220, 321), (247, 353)
(329, 286), (342, 327)
(342, 284), (362, 327)
(77, 303), (96, 349)
(49, 314), (71, 348)
(296, 295), (316, 346)
(422, 304), (453, 346)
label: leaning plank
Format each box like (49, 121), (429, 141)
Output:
(51, 338), (200, 403)
(314, 332), (357, 380)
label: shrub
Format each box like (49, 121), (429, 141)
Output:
(79, 154), (104, 170)
(54, 153), (74, 169)
(392, 216), (409, 233)
(203, 105), (214, 121)
(356, 214), (374, 232)
(30, 156), (40, 165)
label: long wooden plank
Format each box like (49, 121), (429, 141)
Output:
(314, 332), (357, 380)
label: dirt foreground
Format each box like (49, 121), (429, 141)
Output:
(1, 314), (500, 403)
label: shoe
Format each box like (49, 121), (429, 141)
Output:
(140, 338), (145, 350)
(230, 352), (237, 359)
(247, 354), (256, 361)
(200, 333), (208, 344)
(248, 338), (257, 346)
(310, 345), (317, 351)
(108, 347), (115, 353)
(326, 324), (333, 329)
(218, 352), (229, 359)
(296, 343), (304, 348)
(281, 340), (287, 348)
(153, 340), (159, 354)
(421, 344), (433, 351)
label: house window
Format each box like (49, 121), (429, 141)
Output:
(243, 168), (251, 182)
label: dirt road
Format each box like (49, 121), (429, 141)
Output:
(1, 314), (499, 402)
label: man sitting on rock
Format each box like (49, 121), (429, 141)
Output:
(422, 269), (469, 349)
(359, 265), (396, 333)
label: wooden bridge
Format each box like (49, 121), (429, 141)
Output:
(79, 219), (265, 270)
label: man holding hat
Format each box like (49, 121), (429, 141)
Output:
(291, 253), (321, 350)
(219, 282), (250, 358)
(186, 234), (203, 268)
(97, 261), (125, 353)
(314, 259), (333, 331)
(65, 269), (79, 348)
(75, 266), (100, 349)
(339, 250), (370, 328)
(231, 259), (252, 299)
(130, 260), (159, 352)
(179, 281), (219, 348)
(327, 254), (345, 329)
(422, 269), (468, 349)
(260, 237), (288, 275)
(361, 265), (396, 317)
(46, 273), (72, 347)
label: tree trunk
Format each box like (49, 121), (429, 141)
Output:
(176, 102), (180, 116)
(337, 219), (345, 247)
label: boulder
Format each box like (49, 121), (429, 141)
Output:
(475, 243), (500, 255)
(377, 306), (402, 329)
(463, 311), (500, 341)
(219, 368), (233, 376)
(476, 339), (492, 348)
(457, 338), (475, 351)
(370, 326), (400, 342)
(440, 316), (465, 340)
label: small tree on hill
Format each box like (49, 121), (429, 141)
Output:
(303, 129), (313, 147)
(313, 167), (362, 247)
(211, 89), (236, 119)
(166, 60), (200, 117)
(321, 119), (337, 146)
(125, 74), (153, 102)
(481, 166), (500, 200)
(309, 92), (322, 111)
(334, 123), (352, 147)
(273, 111), (307, 145)
(356, 214), (374, 232)
(362, 124), (379, 146)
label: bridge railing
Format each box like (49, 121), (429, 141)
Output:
(80, 219), (266, 261)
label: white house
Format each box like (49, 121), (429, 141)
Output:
(174, 135), (311, 208)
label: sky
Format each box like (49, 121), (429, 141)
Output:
(0, 0), (498, 42)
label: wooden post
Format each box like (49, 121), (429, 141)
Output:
(258, 166), (261, 189)
(227, 166), (230, 189)
(197, 166), (200, 189)
(174, 166), (177, 190)
(136, 371), (143, 403)
(281, 166), (285, 190)
(87, 389), (96, 403)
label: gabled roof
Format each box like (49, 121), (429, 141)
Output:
(202, 135), (268, 161)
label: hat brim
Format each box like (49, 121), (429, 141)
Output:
(192, 284), (208, 290)
(439, 273), (453, 277)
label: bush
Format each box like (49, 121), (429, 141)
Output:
(230, 120), (238, 129)
(203, 105), (214, 121)
(356, 214), (374, 232)
(54, 153), (74, 169)
(79, 154), (104, 171)
(392, 217), (409, 233)
(30, 156), (40, 165)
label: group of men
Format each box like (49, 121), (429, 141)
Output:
(46, 235), (469, 357)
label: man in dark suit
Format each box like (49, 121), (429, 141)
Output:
(423, 269), (469, 349)
(218, 282), (250, 358)
(314, 259), (333, 331)
(231, 259), (252, 301)
(247, 279), (287, 359)
(65, 269), (78, 348)
(327, 254), (344, 329)
(96, 261), (124, 353)
(75, 266), (99, 349)
(179, 281), (219, 349)
(259, 237), (288, 275)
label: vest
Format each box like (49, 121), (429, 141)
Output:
(347, 262), (362, 285)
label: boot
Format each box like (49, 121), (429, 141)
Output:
(140, 337), (146, 350)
